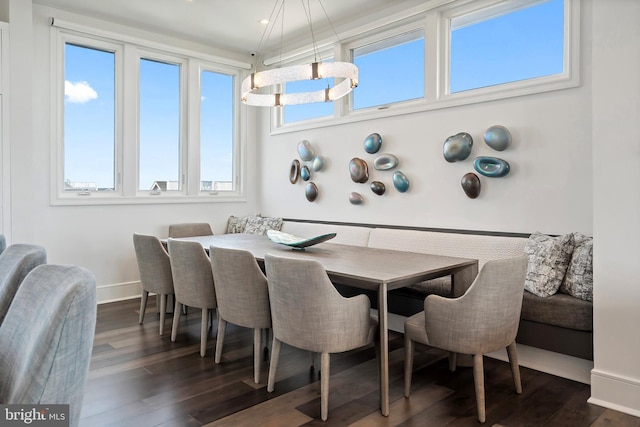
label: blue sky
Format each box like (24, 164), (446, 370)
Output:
(64, 0), (563, 189)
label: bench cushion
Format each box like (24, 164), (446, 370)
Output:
(521, 291), (593, 331)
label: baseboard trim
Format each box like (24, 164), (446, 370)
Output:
(589, 369), (640, 417)
(97, 281), (141, 304)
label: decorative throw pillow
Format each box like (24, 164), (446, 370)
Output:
(559, 233), (593, 302)
(524, 232), (575, 297)
(244, 216), (283, 235)
(226, 215), (249, 234)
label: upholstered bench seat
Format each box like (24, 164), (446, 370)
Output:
(521, 291), (593, 332)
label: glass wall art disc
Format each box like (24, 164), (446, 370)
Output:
(370, 181), (386, 195)
(349, 192), (364, 205)
(484, 125), (512, 151)
(312, 155), (325, 172)
(300, 165), (311, 181)
(473, 156), (510, 177)
(349, 158), (369, 183)
(373, 154), (399, 171)
(289, 159), (300, 184)
(364, 133), (383, 154)
(443, 132), (473, 162)
(297, 140), (315, 161)
(461, 172), (481, 198)
(392, 170), (410, 192)
(305, 182), (318, 202)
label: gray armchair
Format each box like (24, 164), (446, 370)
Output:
(264, 253), (378, 421)
(210, 246), (271, 383)
(0, 244), (47, 326)
(167, 239), (217, 357)
(168, 223), (213, 238)
(404, 255), (528, 423)
(0, 264), (97, 427)
(133, 233), (174, 335)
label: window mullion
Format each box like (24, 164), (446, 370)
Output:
(425, 12), (440, 103)
(121, 44), (138, 197)
(185, 59), (200, 196)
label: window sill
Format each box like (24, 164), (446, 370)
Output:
(50, 193), (247, 206)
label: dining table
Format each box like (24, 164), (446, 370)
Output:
(168, 232), (479, 416)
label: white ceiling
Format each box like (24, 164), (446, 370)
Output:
(33, 0), (413, 56)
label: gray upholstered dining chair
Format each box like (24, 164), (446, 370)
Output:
(210, 246), (271, 384)
(168, 222), (213, 238)
(404, 255), (528, 423)
(0, 264), (97, 427)
(0, 243), (47, 326)
(133, 233), (174, 335)
(167, 239), (217, 357)
(0, 234), (6, 255)
(264, 253), (378, 421)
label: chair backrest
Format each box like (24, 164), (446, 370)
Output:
(168, 223), (213, 238)
(133, 233), (174, 295)
(167, 239), (216, 309)
(0, 264), (97, 427)
(210, 246), (270, 329)
(424, 255), (528, 354)
(0, 244), (47, 326)
(264, 253), (372, 353)
(0, 234), (6, 255)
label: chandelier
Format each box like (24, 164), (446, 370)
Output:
(241, 0), (358, 107)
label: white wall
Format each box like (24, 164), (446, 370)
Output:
(5, 5), (261, 302)
(3, 0), (639, 418)
(589, 0), (640, 418)
(256, 0), (640, 417)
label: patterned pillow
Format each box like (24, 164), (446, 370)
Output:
(244, 216), (283, 235)
(226, 215), (249, 234)
(559, 233), (593, 301)
(524, 232), (575, 297)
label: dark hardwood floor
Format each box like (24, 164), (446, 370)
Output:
(80, 298), (639, 427)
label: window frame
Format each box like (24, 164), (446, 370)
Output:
(438, 0), (577, 106)
(50, 22), (248, 205)
(269, 0), (579, 134)
(136, 50), (187, 197)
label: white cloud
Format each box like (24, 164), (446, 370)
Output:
(65, 80), (98, 103)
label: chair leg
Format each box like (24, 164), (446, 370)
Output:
(253, 328), (262, 384)
(200, 308), (208, 357)
(309, 351), (316, 370)
(171, 300), (182, 342)
(159, 294), (167, 336)
(404, 334), (414, 397)
(214, 318), (227, 364)
(448, 352), (457, 372)
(267, 337), (281, 393)
(472, 354), (486, 423)
(320, 352), (330, 421)
(263, 328), (270, 361)
(506, 341), (523, 394)
(139, 290), (149, 324)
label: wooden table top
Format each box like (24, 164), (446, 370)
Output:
(169, 233), (478, 292)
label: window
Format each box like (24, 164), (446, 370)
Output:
(52, 23), (247, 204)
(271, 0), (577, 133)
(449, 0), (565, 93)
(200, 69), (235, 192)
(138, 58), (182, 192)
(283, 78), (335, 124)
(63, 43), (116, 192)
(352, 31), (425, 110)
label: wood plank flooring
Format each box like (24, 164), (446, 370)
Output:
(80, 298), (640, 427)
